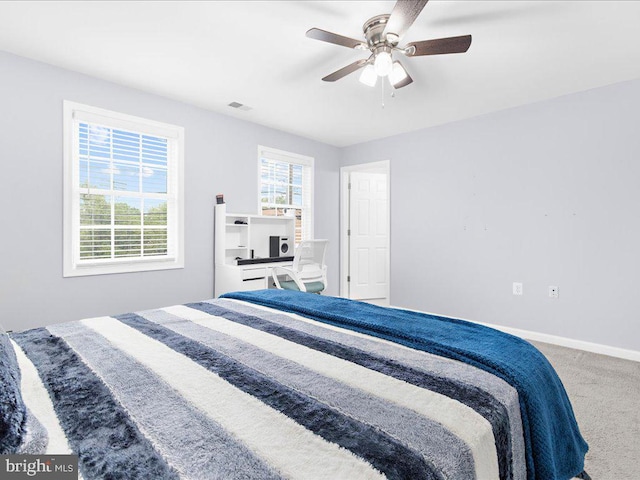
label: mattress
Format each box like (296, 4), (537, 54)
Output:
(1, 290), (589, 480)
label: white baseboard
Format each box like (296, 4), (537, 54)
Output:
(390, 304), (640, 363)
(474, 321), (640, 363)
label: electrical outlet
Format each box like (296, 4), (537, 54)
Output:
(513, 282), (523, 296)
(549, 286), (559, 298)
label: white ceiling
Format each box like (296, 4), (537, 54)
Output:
(1, 1), (639, 147)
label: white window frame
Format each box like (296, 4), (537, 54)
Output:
(63, 101), (184, 277)
(257, 145), (314, 243)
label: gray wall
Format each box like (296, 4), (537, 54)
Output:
(2, 48), (638, 352)
(0, 51), (340, 332)
(342, 79), (640, 351)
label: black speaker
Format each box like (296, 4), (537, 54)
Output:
(269, 236), (290, 257)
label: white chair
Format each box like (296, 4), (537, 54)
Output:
(272, 240), (328, 294)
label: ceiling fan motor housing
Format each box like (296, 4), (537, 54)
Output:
(363, 14), (397, 48)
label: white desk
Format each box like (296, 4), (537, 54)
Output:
(214, 260), (293, 298)
(214, 204), (295, 297)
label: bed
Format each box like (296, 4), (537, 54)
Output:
(1, 289), (589, 480)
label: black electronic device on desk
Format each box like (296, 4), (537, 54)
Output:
(237, 256), (294, 266)
(269, 236), (291, 257)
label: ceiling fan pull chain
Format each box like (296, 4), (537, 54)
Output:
(381, 78), (385, 108)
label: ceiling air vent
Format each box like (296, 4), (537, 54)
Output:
(228, 101), (252, 112)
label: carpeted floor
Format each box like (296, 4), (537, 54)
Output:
(531, 341), (640, 479)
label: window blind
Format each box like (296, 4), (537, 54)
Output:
(259, 147), (313, 244)
(65, 99), (181, 274)
(76, 121), (177, 263)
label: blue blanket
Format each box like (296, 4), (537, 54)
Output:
(222, 289), (588, 480)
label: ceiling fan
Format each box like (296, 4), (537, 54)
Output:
(306, 0), (472, 89)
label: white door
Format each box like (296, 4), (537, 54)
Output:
(348, 171), (389, 302)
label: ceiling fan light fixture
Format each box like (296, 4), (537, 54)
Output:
(389, 61), (408, 86)
(359, 65), (377, 87)
(374, 51), (393, 77)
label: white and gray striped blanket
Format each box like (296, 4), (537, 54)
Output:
(3, 294), (588, 480)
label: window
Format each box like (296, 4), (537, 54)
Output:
(258, 146), (314, 244)
(63, 101), (184, 277)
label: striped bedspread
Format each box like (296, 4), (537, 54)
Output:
(4, 292), (588, 480)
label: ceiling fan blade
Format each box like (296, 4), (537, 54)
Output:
(383, 0), (429, 40)
(321, 59), (368, 82)
(306, 28), (365, 49)
(405, 34), (472, 56)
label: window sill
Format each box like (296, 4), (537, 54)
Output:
(63, 258), (184, 277)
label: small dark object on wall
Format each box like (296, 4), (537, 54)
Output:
(216, 194), (224, 204)
(234, 220), (248, 225)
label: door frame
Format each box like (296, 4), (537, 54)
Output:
(340, 160), (391, 301)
